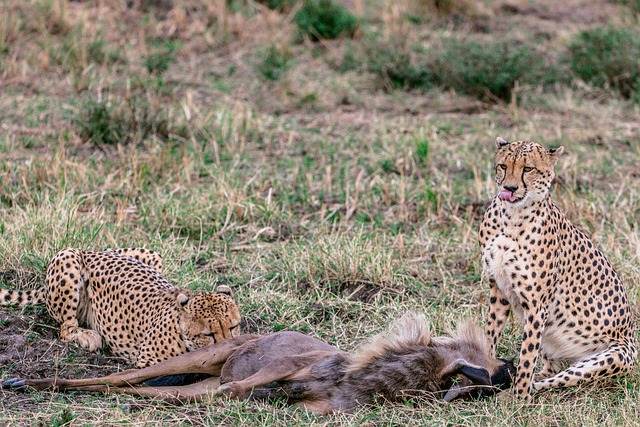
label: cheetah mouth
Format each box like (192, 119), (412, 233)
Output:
(498, 190), (523, 203)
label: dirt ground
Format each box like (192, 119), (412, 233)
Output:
(0, 302), (130, 408)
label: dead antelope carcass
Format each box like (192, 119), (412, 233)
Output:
(3, 312), (515, 414)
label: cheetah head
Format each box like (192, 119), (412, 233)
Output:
(176, 285), (242, 350)
(493, 137), (564, 206)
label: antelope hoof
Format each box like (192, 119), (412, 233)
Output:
(215, 383), (244, 399)
(2, 378), (26, 390)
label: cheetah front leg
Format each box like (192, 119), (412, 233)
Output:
(512, 308), (547, 398)
(45, 249), (102, 352)
(533, 339), (637, 391)
(485, 278), (511, 358)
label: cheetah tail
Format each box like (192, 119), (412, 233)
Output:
(0, 288), (45, 306)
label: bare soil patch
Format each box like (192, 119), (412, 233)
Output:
(0, 307), (131, 405)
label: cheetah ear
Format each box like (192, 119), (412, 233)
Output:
(216, 285), (233, 298)
(548, 146), (564, 164)
(495, 137), (509, 149)
(176, 293), (190, 307)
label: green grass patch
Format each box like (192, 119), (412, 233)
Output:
(276, 231), (409, 298)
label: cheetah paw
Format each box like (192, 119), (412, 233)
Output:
(62, 328), (103, 352)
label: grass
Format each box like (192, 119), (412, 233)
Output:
(1, 0), (640, 425)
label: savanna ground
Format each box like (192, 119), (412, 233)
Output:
(1, 0), (640, 425)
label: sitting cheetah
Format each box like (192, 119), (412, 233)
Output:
(480, 137), (637, 398)
(0, 248), (242, 368)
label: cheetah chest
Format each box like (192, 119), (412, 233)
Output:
(482, 234), (528, 320)
(483, 234), (610, 362)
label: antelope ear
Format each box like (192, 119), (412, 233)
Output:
(457, 365), (491, 386)
(440, 359), (491, 402)
(216, 285), (233, 298)
(441, 358), (491, 385)
(176, 293), (190, 307)
(548, 146), (564, 164)
(495, 137), (509, 149)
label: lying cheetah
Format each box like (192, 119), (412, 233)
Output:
(480, 137), (636, 398)
(0, 248), (242, 368)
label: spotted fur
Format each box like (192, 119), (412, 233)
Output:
(480, 138), (637, 398)
(0, 248), (242, 368)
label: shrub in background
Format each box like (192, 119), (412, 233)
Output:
(144, 39), (180, 75)
(294, 0), (358, 41)
(257, 44), (292, 80)
(72, 97), (186, 146)
(568, 27), (640, 100)
(430, 39), (551, 102)
(74, 99), (122, 145)
(365, 38), (433, 90)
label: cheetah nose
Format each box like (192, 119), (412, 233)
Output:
(503, 185), (518, 192)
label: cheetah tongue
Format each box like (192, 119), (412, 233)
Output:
(499, 190), (518, 202)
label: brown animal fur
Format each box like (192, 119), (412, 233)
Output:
(3, 312), (514, 414)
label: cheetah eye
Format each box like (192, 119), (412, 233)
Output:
(523, 166), (533, 173)
(498, 164), (507, 171)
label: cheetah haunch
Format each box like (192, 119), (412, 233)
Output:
(3, 313), (515, 413)
(480, 137), (637, 398)
(0, 248), (241, 368)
